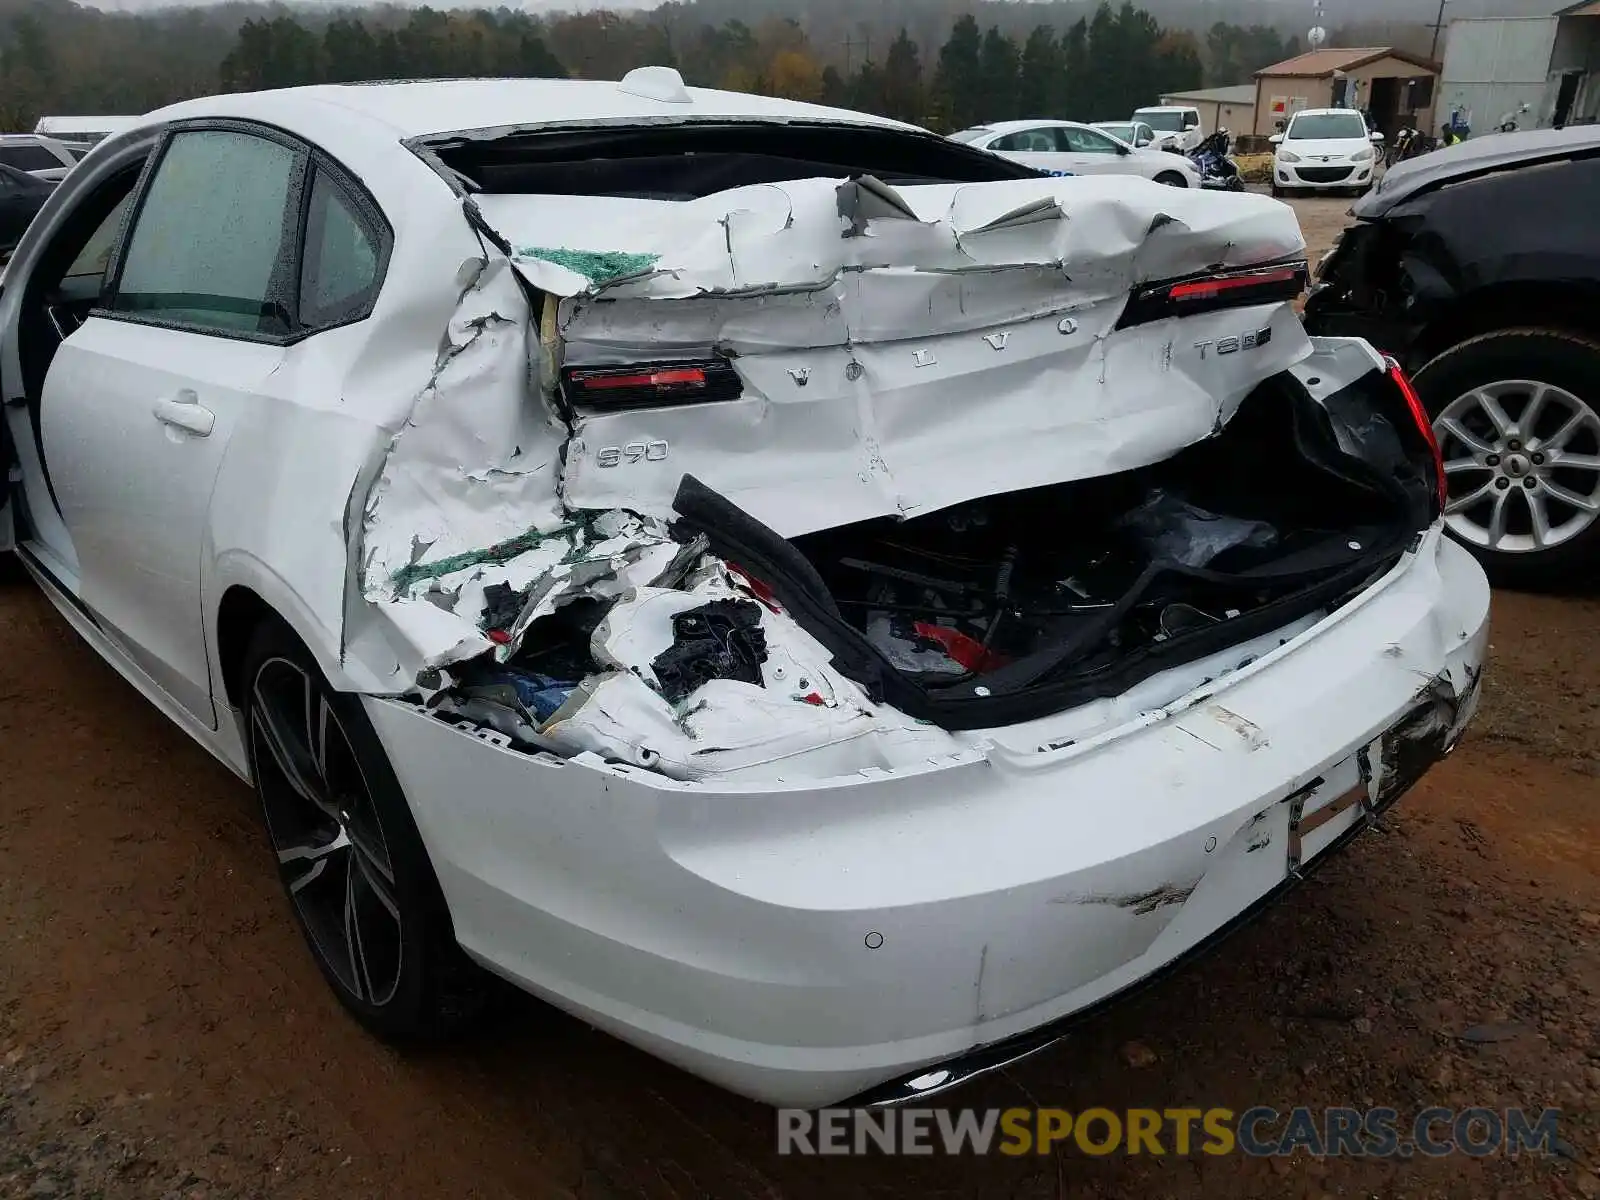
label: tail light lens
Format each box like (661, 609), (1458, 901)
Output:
(1117, 260), (1308, 328)
(1385, 355), (1447, 515)
(563, 359), (743, 412)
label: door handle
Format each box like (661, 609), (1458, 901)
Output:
(152, 389), (215, 437)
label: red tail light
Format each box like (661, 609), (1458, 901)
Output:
(1117, 260), (1309, 328)
(563, 359), (743, 412)
(1385, 356), (1447, 514)
(1167, 267), (1302, 301)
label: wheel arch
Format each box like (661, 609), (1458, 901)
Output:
(209, 553), (393, 717)
(1411, 281), (1600, 372)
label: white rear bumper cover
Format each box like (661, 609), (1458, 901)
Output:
(365, 528), (1488, 1108)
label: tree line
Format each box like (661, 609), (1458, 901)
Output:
(1, 0), (1318, 133)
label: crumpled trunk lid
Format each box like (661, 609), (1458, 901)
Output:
(472, 175), (1310, 536)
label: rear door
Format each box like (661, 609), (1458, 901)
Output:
(1058, 126), (1131, 176)
(987, 126), (1078, 174)
(38, 126), (304, 724)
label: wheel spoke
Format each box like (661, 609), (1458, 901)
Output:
(1437, 417), (1495, 456)
(1486, 487), (1511, 548)
(1525, 488), (1552, 548)
(311, 691), (331, 792)
(1474, 390), (1516, 438)
(348, 822), (395, 884)
(1446, 480), (1494, 515)
(288, 855), (331, 895)
(1543, 409), (1599, 450)
(1520, 383), (1551, 434)
(353, 847), (401, 921)
(344, 860), (375, 1003)
(278, 826), (350, 868)
(1551, 451), (1600, 474)
(250, 697), (326, 812)
(1443, 456), (1487, 476)
(1542, 479), (1600, 513)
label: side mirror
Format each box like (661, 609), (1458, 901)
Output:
(1269, 133), (1284, 145)
(1137, 136), (1152, 146)
(1370, 131), (1385, 142)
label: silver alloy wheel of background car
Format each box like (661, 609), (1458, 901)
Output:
(249, 656), (404, 1007)
(1434, 379), (1600, 554)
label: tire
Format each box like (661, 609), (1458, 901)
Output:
(241, 618), (498, 1039)
(1154, 171), (1188, 188)
(1413, 328), (1600, 589)
(1270, 183), (1285, 198)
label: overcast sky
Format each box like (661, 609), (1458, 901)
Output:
(79, 0), (664, 11)
(80, 0), (665, 9)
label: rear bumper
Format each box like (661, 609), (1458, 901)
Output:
(844, 667), (1475, 1106)
(365, 528), (1489, 1108)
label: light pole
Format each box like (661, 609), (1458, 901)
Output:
(1429, 0), (1450, 64)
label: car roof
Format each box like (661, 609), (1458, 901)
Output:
(1134, 106), (1195, 112)
(1355, 124), (1600, 218)
(1288, 108), (1364, 119)
(140, 77), (912, 145)
(969, 119), (1097, 134)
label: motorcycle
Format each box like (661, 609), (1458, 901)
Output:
(1496, 102), (1531, 133)
(1189, 129), (1243, 191)
(1385, 126), (1438, 166)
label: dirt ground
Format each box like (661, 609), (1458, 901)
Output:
(1, 196), (1597, 1200)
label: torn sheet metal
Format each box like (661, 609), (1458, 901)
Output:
(470, 177), (1309, 537)
(475, 175), (1303, 304)
(543, 576), (958, 781)
(352, 171), (1315, 781)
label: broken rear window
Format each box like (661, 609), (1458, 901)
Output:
(416, 121), (1043, 200)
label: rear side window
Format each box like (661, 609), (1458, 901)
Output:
(298, 168), (380, 329)
(992, 128), (1064, 153)
(66, 190), (134, 284)
(112, 128), (302, 336)
(1063, 128), (1120, 154)
(0, 144), (62, 172)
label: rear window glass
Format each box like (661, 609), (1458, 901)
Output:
(423, 122), (1041, 200)
(1135, 110), (1185, 132)
(0, 144), (63, 172)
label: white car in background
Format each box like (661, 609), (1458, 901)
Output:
(1, 69), (1486, 1109)
(1271, 108), (1383, 196)
(1093, 120), (1158, 149)
(952, 119), (1200, 186)
(1133, 105), (1204, 152)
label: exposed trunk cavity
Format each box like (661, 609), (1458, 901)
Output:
(350, 154), (1432, 782)
(409, 367), (1433, 780)
(672, 371), (1433, 732)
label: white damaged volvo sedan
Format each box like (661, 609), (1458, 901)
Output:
(0, 70), (1488, 1108)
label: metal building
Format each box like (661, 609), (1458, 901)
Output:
(1438, 1), (1600, 133)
